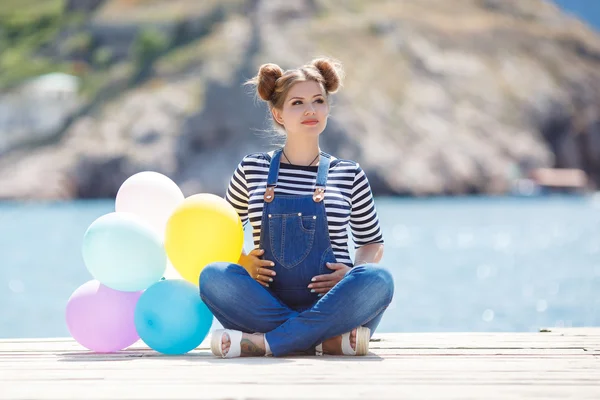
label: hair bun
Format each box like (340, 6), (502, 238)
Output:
(311, 58), (344, 94)
(256, 63), (284, 101)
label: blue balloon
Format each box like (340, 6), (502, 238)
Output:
(82, 212), (167, 292)
(134, 279), (213, 355)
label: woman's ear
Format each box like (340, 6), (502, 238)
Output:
(271, 108), (284, 125)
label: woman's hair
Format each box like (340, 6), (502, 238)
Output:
(245, 57), (345, 131)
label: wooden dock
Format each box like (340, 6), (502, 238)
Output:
(1, 328), (599, 399)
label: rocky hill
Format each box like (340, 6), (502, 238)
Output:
(0, 0), (599, 199)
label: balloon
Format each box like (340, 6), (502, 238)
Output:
(162, 260), (182, 280)
(134, 279), (213, 355)
(115, 171), (184, 238)
(65, 280), (142, 353)
(82, 212), (167, 292)
(164, 193), (243, 284)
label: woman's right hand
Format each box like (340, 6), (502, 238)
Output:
(238, 248), (276, 287)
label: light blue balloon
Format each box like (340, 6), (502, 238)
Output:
(82, 212), (166, 292)
(134, 279), (213, 355)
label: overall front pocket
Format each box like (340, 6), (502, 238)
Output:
(268, 213), (317, 269)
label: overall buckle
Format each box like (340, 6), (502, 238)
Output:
(313, 186), (325, 202)
(264, 186), (275, 203)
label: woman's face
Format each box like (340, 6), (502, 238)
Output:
(272, 80), (329, 136)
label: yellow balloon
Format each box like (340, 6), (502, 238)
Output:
(165, 193), (244, 284)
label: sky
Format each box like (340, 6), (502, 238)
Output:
(552, 0), (600, 32)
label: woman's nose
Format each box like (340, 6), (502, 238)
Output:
(304, 105), (316, 115)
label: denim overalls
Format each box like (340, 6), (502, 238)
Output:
(199, 149), (395, 356)
(260, 149), (337, 310)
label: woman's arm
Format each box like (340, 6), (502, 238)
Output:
(226, 158), (250, 260)
(349, 164), (384, 267)
(354, 243), (384, 266)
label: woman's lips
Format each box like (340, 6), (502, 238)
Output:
(302, 120), (319, 125)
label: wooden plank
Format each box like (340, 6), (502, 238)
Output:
(3, 384), (600, 400)
(1, 330), (599, 400)
(3, 331), (600, 352)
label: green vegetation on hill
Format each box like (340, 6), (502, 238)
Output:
(0, 0), (64, 18)
(0, 0), (74, 89)
(0, 0), (239, 99)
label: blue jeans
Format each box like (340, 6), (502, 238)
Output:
(199, 262), (394, 357)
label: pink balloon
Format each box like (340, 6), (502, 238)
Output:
(65, 280), (142, 353)
(115, 171), (184, 238)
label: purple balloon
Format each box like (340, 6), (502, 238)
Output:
(66, 280), (142, 353)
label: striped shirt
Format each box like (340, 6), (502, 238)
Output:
(225, 151), (384, 265)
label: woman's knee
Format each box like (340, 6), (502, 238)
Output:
(199, 262), (243, 299)
(350, 264), (394, 304)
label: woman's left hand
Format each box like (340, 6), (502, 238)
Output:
(308, 262), (351, 295)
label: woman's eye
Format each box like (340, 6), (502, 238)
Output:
(292, 100), (302, 105)
(315, 99), (324, 104)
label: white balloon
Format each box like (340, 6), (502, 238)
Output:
(163, 260), (183, 280)
(115, 171), (184, 238)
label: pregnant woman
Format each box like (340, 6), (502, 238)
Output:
(199, 57), (394, 358)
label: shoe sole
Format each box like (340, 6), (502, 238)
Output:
(355, 326), (371, 356)
(210, 329), (225, 357)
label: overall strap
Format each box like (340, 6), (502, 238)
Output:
(266, 149), (282, 187)
(263, 149), (332, 203)
(313, 152), (331, 203)
(264, 149), (282, 203)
